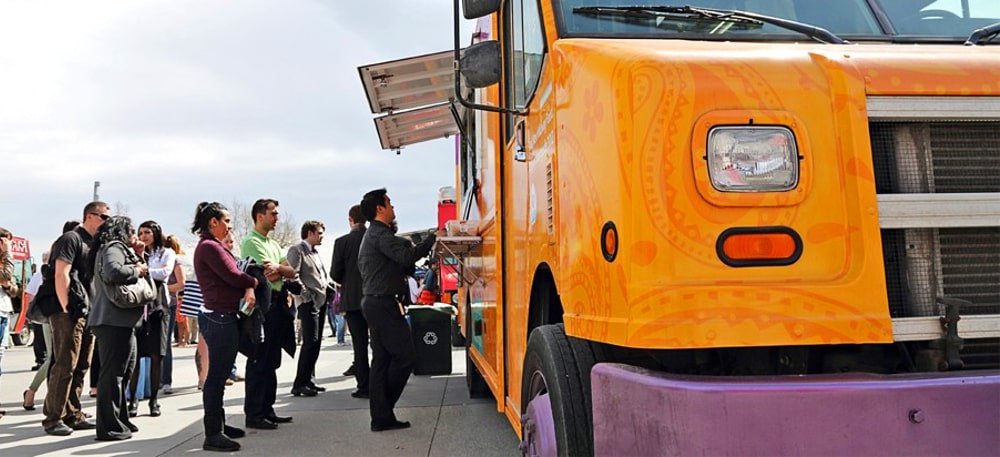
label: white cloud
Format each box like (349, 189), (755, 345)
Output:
(0, 0), (468, 252)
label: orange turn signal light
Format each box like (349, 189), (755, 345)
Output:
(601, 222), (618, 262)
(717, 227), (801, 267)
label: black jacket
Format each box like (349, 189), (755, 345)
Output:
(331, 225), (365, 312)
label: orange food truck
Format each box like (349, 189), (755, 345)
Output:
(360, 1), (1000, 455)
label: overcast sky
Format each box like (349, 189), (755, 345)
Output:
(0, 0), (469, 259)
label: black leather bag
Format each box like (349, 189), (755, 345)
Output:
(31, 264), (62, 318)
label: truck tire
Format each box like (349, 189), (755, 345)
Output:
(520, 324), (595, 457)
(465, 299), (489, 398)
(12, 321), (33, 346)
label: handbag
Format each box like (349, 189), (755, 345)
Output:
(100, 241), (158, 309)
(31, 264), (62, 318)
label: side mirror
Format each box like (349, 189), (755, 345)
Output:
(460, 40), (501, 89)
(463, 0), (501, 19)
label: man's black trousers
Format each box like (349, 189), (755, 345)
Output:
(293, 302), (327, 389)
(244, 295), (286, 421)
(361, 295), (415, 427)
(344, 309), (370, 392)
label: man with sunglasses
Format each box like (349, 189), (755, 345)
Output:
(42, 201), (110, 436)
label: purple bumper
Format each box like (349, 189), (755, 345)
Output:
(591, 363), (1000, 456)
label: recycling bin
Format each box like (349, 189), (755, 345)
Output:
(408, 305), (452, 375)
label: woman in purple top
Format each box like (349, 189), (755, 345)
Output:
(191, 202), (256, 452)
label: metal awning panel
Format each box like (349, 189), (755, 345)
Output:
(359, 50), (456, 115)
(375, 102), (459, 150)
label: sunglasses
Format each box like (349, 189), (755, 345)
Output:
(89, 212), (110, 221)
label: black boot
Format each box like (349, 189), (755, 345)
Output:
(127, 401), (138, 418)
(149, 399), (161, 417)
(204, 434), (240, 452)
(203, 414), (240, 451)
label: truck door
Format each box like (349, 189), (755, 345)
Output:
(500, 0), (547, 408)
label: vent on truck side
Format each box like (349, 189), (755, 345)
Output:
(867, 97), (1000, 369)
(870, 120), (1000, 317)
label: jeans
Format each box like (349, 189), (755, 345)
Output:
(335, 314), (346, 344)
(161, 304), (177, 386)
(0, 313), (8, 378)
(200, 311), (239, 436)
(198, 311), (239, 381)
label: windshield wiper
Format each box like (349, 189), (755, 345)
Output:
(965, 22), (1000, 45)
(573, 5), (850, 44)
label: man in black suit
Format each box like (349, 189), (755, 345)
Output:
(331, 205), (369, 398)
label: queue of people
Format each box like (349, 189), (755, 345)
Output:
(0, 189), (436, 451)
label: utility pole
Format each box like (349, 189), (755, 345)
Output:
(93, 181), (101, 201)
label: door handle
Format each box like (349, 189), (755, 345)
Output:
(514, 119), (527, 162)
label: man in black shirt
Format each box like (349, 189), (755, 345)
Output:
(331, 205), (369, 398)
(358, 189), (435, 432)
(42, 201), (109, 436)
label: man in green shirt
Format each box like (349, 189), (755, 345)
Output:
(240, 198), (297, 430)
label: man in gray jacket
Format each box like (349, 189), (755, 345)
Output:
(287, 220), (331, 397)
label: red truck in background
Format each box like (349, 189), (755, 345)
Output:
(7, 236), (35, 346)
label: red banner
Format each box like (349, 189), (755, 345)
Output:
(11, 236), (30, 261)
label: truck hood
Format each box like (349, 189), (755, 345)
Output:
(553, 39), (1000, 96)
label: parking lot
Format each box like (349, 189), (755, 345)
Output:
(0, 337), (519, 456)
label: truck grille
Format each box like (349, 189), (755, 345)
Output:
(869, 120), (1000, 319)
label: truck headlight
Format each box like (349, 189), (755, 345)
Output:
(706, 126), (799, 192)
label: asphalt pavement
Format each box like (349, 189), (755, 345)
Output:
(0, 332), (519, 456)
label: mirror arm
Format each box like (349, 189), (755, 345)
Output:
(453, 0), (527, 116)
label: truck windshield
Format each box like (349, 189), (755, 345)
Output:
(555, 0), (1000, 42)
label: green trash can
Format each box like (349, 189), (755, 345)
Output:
(408, 305), (452, 375)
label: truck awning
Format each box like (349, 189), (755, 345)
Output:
(358, 50), (461, 151)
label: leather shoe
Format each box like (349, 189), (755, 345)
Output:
(343, 365), (356, 376)
(290, 386), (318, 397)
(127, 402), (138, 418)
(351, 390), (370, 399)
(31, 363), (42, 371)
(308, 384), (326, 392)
(96, 432), (132, 441)
(245, 418), (278, 430)
(224, 424), (245, 438)
(266, 414), (293, 424)
(371, 420), (410, 432)
(149, 401), (161, 417)
(70, 418), (97, 430)
(44, 423), (74, 436)
(204, 433), (241, 452)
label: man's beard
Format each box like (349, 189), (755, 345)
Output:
(391, 220), (399, 234)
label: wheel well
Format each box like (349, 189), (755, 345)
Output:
(526, 264), (563, 343)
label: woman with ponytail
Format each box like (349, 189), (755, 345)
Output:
(191, 202), (257, 452)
